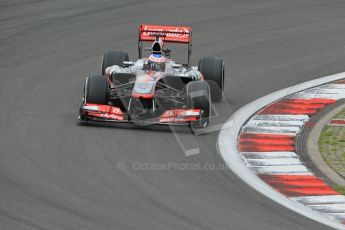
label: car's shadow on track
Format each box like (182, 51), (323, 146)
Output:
(76, 119), (193, 134)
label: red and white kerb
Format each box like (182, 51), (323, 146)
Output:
(237, 80), (345, 224)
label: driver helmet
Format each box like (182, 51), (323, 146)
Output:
(146, 53), (166, 71)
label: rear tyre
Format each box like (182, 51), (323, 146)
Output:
(85, 75), (108, 104)
(186, 81), (211, 133)
(101, 51), (129, 75)
(198, 57), (224, 102)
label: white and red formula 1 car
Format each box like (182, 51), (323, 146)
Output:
(79, 24), (225, 132)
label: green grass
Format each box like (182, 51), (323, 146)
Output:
(318, 109), (345, 184)
(333, 185), (345, 195)
(333, 108), (345, 119)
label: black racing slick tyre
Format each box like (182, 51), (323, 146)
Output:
(85, 75), (108, 105)
(101, 51), (129, 75)
(186, 81), (211, 132)
(198, 57), (224, 102)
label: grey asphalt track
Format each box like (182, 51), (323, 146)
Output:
(1, 0), (345, 229)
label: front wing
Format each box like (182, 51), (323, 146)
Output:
(79, 103), (202, 125)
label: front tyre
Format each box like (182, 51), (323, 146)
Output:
(101, 51), (129, 75)
(85, 75), (108, 104)
(198, 57), (224, 102)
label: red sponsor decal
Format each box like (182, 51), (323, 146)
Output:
(84, 103), (124, 115)
(88, 112), (124, 121)
(159, 109), (200, 123)
(83, 103), (124, 120)
(139, 24), (191, 43)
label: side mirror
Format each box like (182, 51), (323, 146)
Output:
(172, 64), (183, 71)
(172, 64), (182, 68)
(123, 61), (134, 67)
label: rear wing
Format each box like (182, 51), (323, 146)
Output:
(138, 24), (192, 67)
